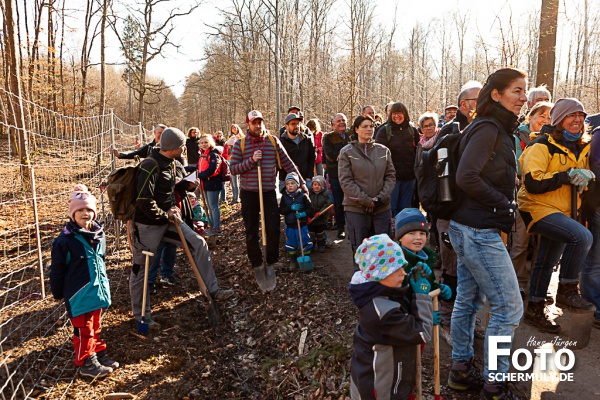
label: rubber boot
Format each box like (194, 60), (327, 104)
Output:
(289, 256), (299, 271)
(316, 232), (326, 253)
(556, 282), (595, 312)
(524, 300), (560, 333)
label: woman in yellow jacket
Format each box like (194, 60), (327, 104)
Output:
(518, 98), (595, 333)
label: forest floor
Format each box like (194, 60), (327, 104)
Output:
(35, 204), (600, 400)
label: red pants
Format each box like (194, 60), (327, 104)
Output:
(71, 309), (107, 366)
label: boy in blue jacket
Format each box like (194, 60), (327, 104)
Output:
(349, 234), (436, 399)
(279, 172), (315, 270)
(50, 185), (117, 379)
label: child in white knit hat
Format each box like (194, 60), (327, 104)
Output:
(348, 233), (435, 400)
(49, 184), (117, 379)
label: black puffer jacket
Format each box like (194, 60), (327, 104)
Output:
(375, 122), (419, 181)
(278, 131), (316, 181)
(452, 103), (519, 233)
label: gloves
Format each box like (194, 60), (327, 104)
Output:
(439, 283), (452, 301)
(295, 212), (307, 219)
(495, 200), (517, 216)
(409, 265), (431, 294)
(291, 203), (301, 211)
(415, 261), (432, 277)
(568, 168), (596, 194)
(433, 310), (441, 326)
(441, 232), (453, 249)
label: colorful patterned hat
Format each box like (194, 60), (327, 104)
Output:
(354, 234), (408, 282)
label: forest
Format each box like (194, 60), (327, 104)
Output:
(2, 0), (600, 150)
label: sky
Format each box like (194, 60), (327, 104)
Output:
(79, 0), (580, 98)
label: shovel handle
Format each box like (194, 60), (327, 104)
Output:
(172, 216), (213, 303)
(433, 295), (440, 397)
(297, 218), (305, 258)
(141, 251), (154, 319)
(257, 161), (267, 247)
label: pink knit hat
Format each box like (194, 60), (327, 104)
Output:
(68, 185), (97, 220)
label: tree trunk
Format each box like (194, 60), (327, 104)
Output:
(536, 0), (559, 92)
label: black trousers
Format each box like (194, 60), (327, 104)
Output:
(240, 189), (280, 267)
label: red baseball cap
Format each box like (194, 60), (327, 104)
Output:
(246, 110), (264, 123)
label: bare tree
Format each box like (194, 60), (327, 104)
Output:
(537, 0), (559, 92)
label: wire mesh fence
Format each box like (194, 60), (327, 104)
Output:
(0, 88), (152, 399)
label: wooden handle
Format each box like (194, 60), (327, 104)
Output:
(141, 251), (153, 318)
(297, 219), (304, 257)
(433, 296), (440, 396)
(173, 217), (212, 302)
(257, 163), (267, 246)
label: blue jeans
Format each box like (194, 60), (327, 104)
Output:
(390, 179), (416, 217)
(148, 241), (177, 282)
(580, 207), (600, 319)
(206, 190), (221, 230)
(328, 177), (345, 231)
(219, 185), (226, 203)
(231, 174), (239, 202)
(449, 220), (523, 379)
(529, 212), (593, 301)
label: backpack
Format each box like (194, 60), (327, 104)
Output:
(106, 158), (158, 221)
(218, 153), (231, 182)
(240, 134), (282, 170)
(415, 118), (500, 220)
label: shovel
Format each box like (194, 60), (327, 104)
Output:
(296, 218), (314, 271)
(137, 250), (154, 335)
(173, 216), (220, 327)
(254, 160), (277, 291)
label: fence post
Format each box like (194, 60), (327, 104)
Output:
(139, 122), (145, 144)
(30, 166), (46, 299)
(110, 109), (116, 170)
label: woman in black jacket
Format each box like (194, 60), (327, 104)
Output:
(447, 68), (526, 400)
(185, 127), (201, 167)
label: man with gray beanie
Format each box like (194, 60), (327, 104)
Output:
(130, 127), (233, 326)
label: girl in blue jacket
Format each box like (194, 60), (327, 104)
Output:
(50, 185), (117, 379)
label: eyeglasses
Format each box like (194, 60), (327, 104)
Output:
(421, 124), (436, 129)
(565, 112), (586, 119)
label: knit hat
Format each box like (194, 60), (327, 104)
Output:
(68, 185), (97, 220)
(160, 127), (186, 150)
(312, 175), (326, 189)
(285, 172), (299, 185)
(550, 98), (587, 126)
(355, 234), (408, 282)
(394, 208), (429, 240)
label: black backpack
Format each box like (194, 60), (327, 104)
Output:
(415, 118), (499, 220)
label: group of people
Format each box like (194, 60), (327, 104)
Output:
(48, 66), (600, 400)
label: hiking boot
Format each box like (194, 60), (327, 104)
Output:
(96, 351), (119, 369)
(480, 382), (521, 400)
(337, 230), (346, 239)
(211, 288), (234, 301)
(556, 282), (595, 312)
(80, 354), (112, 378)
(524, 300), (560, 333)
(289, 257), (299, 271)
(160, 275), (180, 286)
(448, 358), (485, 392)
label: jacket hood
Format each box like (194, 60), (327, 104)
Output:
(348, 271), (410, 308)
